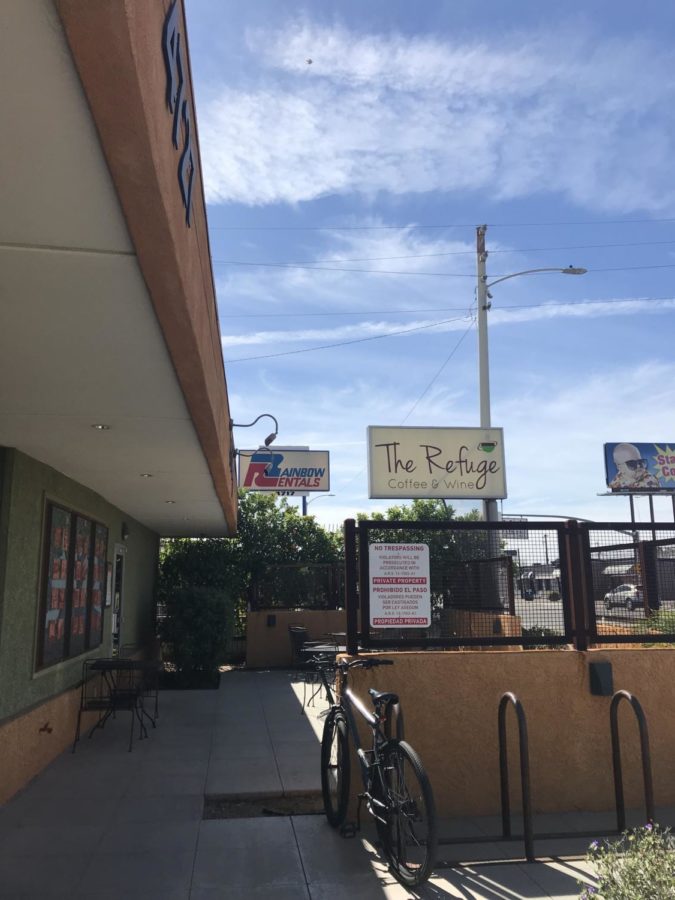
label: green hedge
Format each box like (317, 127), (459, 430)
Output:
(158, 586), (232, 676)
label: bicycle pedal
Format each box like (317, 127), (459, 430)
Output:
(339, 821), (358, 839)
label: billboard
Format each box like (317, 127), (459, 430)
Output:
(367, 426), (506, 500)
(238, 448), (330, 493)
(604, 443), (675, 493)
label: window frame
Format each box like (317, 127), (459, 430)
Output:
(36, 502), (108, 670)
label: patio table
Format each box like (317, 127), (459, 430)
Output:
(72, 657), (160, 752)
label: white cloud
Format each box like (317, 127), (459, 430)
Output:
(221, 297), (675, 355)
(230, 354), (675, 527)
(199, 23), (675, 212)
(499, 361), (675, 518)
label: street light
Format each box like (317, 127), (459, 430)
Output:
(476, 225), (587, 521)
(230, 413), (279, 487)
(306, 493), (335, 506)
(230, 413), (279, 447)
(303, 492), (335, 515)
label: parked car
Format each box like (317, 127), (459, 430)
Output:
(603, 584), (643, 611)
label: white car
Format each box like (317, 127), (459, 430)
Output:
(604, 583), (643, 611)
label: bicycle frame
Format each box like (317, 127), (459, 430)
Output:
(314, 656), (403, 788)
(318, 655), (437, 888)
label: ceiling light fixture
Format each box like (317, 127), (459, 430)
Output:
(139, 473), (153, 478)
(91, 423), (110, 430)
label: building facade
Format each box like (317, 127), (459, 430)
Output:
(0, 0), (237, 801)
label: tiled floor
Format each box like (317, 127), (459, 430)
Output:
(1, 668), (651, 898)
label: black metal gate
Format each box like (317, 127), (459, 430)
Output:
(343, 518), (675, 653)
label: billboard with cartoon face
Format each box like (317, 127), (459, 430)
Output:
(604, 443), (675, 493)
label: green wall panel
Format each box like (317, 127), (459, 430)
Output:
(0, 449), (159, 723)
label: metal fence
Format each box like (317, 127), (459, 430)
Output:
(343, 519), (675, 652)
(249, 562), (343, 611)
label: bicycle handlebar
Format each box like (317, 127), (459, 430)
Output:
(337, 657), (394, 670)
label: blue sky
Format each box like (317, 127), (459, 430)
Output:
(185, 0), (675, 528)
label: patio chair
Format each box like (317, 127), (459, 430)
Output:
(288, 626), (337, 712)
(72, 658), (150, 753)
(288, 624), (310, 667)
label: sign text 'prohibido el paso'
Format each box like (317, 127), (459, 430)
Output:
(367, 426), (506, 500)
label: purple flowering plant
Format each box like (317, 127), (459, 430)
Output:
(579, 823), (675, 899)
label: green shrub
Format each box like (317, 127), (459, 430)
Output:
(579, 823), (675, 899)
(649, 610), (675, 634)
(158, 586), (231, 676)
(522, 626), (562, 649)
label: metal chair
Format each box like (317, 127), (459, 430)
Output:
(288, 626), (337, 712)
(72, 658), (151, 753)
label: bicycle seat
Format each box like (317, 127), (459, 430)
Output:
(368, 689), (399, 706)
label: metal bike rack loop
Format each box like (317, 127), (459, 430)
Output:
(610, 690), (654, 832)
(438, 691), (659, 868)
(498, 692), (535, 862)
(437, 692), (535, 865)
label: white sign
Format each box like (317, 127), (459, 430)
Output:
(367, 426), (506, 500)
(501, 516), (529, 541)
(238, 448), (330, 493)
(369, 543), (431, 628)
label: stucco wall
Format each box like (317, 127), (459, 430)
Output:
(0, 682), (91, 805)
(246, 609), (348, 668)
(0, 449), (9, 657)
(346, 648), (675, 817)
(0, 449), (159, 723)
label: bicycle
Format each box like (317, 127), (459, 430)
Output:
(317, 655), (437, 888)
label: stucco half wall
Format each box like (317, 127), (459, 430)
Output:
(247, 609), (347, 668)
(345, 648), (675, 818)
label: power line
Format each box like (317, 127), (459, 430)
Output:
(224, 315), (470, 363)
(400, 319), (476, 424)
(587, 264), (675, 273)
(215, 259), (476, 277)
(209, 217), (675, 232)
(220, 295), (675, 319)
(214, 259), (675, 278)
(212, 238), (675, 269)
(223, 293), (675, 362)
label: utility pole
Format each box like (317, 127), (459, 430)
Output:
(476, 224), (498, 522)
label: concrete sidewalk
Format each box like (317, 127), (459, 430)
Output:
(0, 667), (649, 898)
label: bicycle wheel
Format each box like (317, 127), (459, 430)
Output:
(321, 711), (350, 827)
(374, 740), (437, 887)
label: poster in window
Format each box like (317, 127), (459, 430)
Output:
(90, 524), (108, 647)
(69, 517), (92, 657)
(41, 506), (71, 666)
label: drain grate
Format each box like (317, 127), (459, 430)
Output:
(203, 792), (324, 819)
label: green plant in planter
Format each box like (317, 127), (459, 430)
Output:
(579, 823), (675, 899)
(158, 586), (231, 687)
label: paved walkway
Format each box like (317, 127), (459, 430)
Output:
(0, 667), (656, 898)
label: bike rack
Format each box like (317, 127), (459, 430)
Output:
(437, 689), (657, 868)
(437, 691), (535, 864)
(610, 690), (654, 831)
(384, 702), (405, 742)
(498, 692), (535, 862)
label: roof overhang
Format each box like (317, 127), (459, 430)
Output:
(0, 0), (237, 536)
(602, 564), (635, 576)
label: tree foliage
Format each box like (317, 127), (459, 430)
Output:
(158, 586), (231, 682)
(158, 492), (342, 638)
(355, 499), (498, 611)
